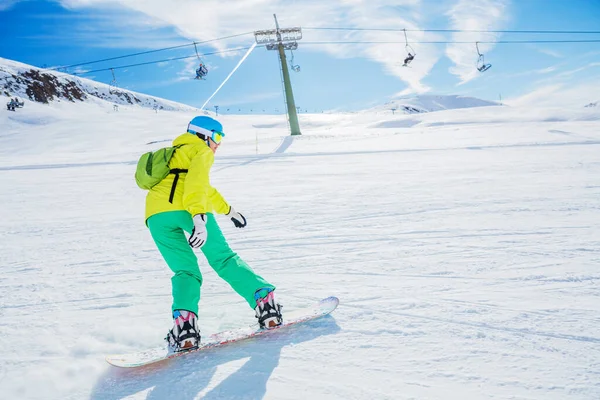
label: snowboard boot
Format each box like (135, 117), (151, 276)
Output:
(254, 287), (283, 329)
(165, 310), (201, 352)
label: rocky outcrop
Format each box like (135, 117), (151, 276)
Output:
(1, 57), (196, 111)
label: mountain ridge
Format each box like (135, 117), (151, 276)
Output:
(1, 57), (197, 112)
(363, 95), (502, 115)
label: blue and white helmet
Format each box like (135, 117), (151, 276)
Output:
(187, 116), (225, 139)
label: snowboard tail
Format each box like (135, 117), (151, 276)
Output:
(106, 296), (339, 368)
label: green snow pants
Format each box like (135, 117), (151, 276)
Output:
(147, 210), (274, 315)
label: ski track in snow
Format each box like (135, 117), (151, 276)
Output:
(0, 101), (599, 399)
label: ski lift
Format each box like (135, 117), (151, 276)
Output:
(194, 42), (208, 80)
(195, 63), (208, 80)
(109, 68), (120, 95)
(290, 50), (301, 72)
(476, 42), (492, 72)
(402, 29), (416, 67)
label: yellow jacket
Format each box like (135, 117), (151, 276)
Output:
(145, 133), (230, 222)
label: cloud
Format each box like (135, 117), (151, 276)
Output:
(0, 0), (28, 11)
(553, 62), (600, 78)
(215, 91), (281, 107)
(503, 54), (600, 107)
(71, 66), (91, 75)
(51, 0), (517, 94)
(37, 8), (185, 50)
(537, 66), (558, 74)
(494, 65), (559, 80)
(444, 0), (510, 84)
(505, 80), (600, 108)
(53, 0), (442, 95)
(504, 83), (563, 107)
(533, 47), (563, 58)
(308, 27), (439, 95)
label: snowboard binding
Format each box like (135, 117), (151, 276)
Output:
(166, 310), (201, 352)
(254, 288), (283, 329)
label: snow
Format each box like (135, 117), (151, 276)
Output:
(1, 92), (600, 400)
(363, 95), (501, 114)
(0, 57), (199, 112)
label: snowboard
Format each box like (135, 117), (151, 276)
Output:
(106, 296), (339, 368)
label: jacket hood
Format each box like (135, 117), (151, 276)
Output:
(173, 132), (205, 147)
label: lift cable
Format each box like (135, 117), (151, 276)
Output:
(51, 31), (254, 71)
(67, 39), (600, 77)
(303, 27), (600, 35)
(72, 45), (257, 76)
(301, 39), (600, 45)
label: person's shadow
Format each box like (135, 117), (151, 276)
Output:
(91, 315), (340, 400)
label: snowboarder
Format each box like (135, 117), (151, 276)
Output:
(145, 116), (283, 352)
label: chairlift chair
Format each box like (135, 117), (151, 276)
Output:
(290, 50), (301, 72)
(403, 52), (415, 67)
(476, 42), (492, 72)
(194, 42), (208, 80)
(195, 63), (208, 80)
(477, 55), (492, 72)
(109, 68), (120, 95)
(402, 29), (416, 67)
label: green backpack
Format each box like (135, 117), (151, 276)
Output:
(135, 144), (187, 203)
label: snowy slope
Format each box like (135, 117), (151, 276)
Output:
(1, 95), (600, 400)
(364, 94), (500, 114)
(1, 57), (197, 111)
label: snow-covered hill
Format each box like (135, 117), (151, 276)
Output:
(0, 57), (197, 112)
(364, 94), (501, 114)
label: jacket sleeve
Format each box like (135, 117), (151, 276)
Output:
(182, 148), (214, 216)
(207, 186), (230, 215)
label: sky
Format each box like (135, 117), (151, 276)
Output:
(0, 0), (599, 112)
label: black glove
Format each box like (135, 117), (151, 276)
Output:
(227, 207), (247, 228)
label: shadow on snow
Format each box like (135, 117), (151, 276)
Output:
(90, 316), (341, 400)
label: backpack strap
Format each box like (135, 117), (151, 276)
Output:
(168, 169), (188, 203)
(166, 144), (188, 204)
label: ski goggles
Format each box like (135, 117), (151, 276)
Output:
(210, 131), (224, 144)
(188, 126), (225, 144)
